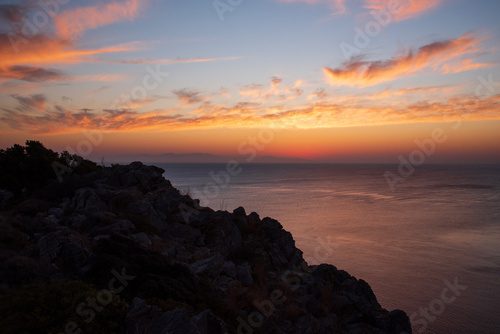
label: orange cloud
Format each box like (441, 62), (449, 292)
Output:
(55, 0), (143, 39)
(441, 58), (494, 74)
(2, 93), (499, 134)
(0, 12), (137, 82)
(1, 36), (136, 68)
(365, 0), (440, 21)
(324, 34), (480, 87)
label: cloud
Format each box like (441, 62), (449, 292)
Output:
(277, 0), (347, 15)
(0, 32), (135, 81)
(0, 0), (144, 82)
(0, 65), (64, 82)
(307, 88), (328, 100)
(173, 89), (204, 105)
(109, 56), (240, 65)
(0, 4), (27, 23)
(0, 33), (137, 68)
(364, 0), (440, 21)
(117, 97), (161, 109)
(71, 74), (128, 82)
(0, 3), (139, 83)
(2, 93), (499, 133)
(440, 58), (493, 74)
(240, 77), (304, 101)
(55, 0), (144, 39)
(11, 94), (47, 111)
(324, 34), (480, 87)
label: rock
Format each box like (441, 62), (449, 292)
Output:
(107, 162), (169, 191)
(15, 198), (51, 215)
(0, 189), (13, 210)
(126, 298), (198, 334)
(233, 206), (246, 216)
(48, 207), (64, 218)
(90, 219), (135, 236)
(221, 261), (237, 278)
(131, 232), (153, 249)
(0, 255), (41, 285)
(388, 309), (412, 334)
(236, 262), (253, 286)
(192, 309), (228, 334)
(70, 187), (106, 213)
(0, 221), (29, 250)
(190, 254), (224, 275)
(124, 198), (165, 229)
(126, 299), (229, 334)
(248, 212), (260, 225)
(37, 230), (90, 272)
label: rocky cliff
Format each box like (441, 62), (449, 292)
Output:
(0, 161), (411, 333)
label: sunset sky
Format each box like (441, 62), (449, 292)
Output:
(1, 0), (499, 163)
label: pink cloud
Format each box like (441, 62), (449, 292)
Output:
(55, 0), (144, 39)
(364, 0), (441, 21)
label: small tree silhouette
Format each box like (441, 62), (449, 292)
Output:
(0, 140), (100, 196)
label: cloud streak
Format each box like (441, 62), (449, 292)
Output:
(10, 94), (47, 111)
(277, 0), (347, 15)
(55, 0), (144, 39)
(109, 56), (240, 65)
(173, 89), (205, 105)
(324, 34), (481, 86)
(440, 58), (493, 74)
(0, 65), (64, 82)
(365, 0), (441, 21)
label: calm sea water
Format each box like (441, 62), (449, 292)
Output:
(160, 163), (500, 334)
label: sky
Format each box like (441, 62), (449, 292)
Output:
(0, 0), (499, 163)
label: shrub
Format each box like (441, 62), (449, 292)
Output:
(0, 140), (100, 197)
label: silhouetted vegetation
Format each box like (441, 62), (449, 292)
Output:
(0, 140), (100, 196)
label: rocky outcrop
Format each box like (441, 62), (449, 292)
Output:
(0, 162), (411, 334)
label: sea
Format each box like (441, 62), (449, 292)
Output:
(159, 163), (500, 334)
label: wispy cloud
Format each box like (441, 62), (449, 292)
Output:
(240, 77), (304, 101)
(173, 89), (205, 105)
(324, 34), (481, 87)
(109, 56), (240, 65)
(0, 34), (137, 68)
(364, 0), (441, 21)
(440, 58), (494, 74)
(0, 65), (64, 82)
(55, 0), (144, 39)
(277, 0), (347, 15)
(117, 96), (162, 109)
(71, 74), (128, 83)
(10, 94), (47, 111)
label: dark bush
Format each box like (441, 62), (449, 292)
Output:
(0, 140), (100, 197)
